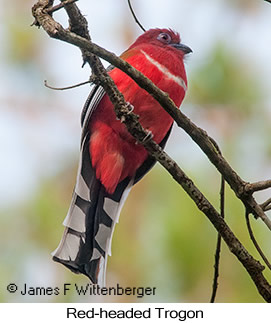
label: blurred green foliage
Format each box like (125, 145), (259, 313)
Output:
(189, 43), (262, 113)
(3, 1), (42, 65)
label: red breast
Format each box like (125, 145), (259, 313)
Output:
(89, 28), (191, 193)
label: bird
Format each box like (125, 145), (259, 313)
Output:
(52, 28), (192, 286)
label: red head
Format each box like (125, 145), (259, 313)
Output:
(128, 28), (192, 57)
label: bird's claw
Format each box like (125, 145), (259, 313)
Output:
(117, 102), (134, 122)
(126, 102), (134, 114)
(142, 130), (153, 143)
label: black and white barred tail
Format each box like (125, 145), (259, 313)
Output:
(52, 131), (134, 285)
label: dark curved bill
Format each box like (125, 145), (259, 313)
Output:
(170, 43), (193, 54)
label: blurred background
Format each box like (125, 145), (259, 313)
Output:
(0, 0), (271, 302)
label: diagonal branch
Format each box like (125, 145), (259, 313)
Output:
(32, 1), (271, 231)
(32, 0), (271, 302)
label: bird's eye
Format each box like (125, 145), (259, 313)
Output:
(157, 33), (171, 44)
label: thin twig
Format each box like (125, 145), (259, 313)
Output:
(210, 176), (225, 303)
(127, 0), (146, 32)
(44, 79), (91, 90)
(209, 138), (225, 303)
(245, 210), (271, 270)
(261, 198), (271, 212)
(245, 180), (271, 193)
(47, 0), (78, 14)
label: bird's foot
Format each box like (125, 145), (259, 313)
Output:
(125, 102), (134, 114)
(117, 102), (134, 123)
(142, 130), (153, 143)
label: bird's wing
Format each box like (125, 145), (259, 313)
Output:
(81, 85), (105, 141)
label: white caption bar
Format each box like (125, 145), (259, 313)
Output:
(0, 303), (269, 323)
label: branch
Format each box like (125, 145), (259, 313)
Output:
(32, 2), (271, 231)
(261, 198), (271, 212)
(32, 0), (271, 302)
(210, 176), (225, 303)
(47, 0), (79, 14)
(127, 0), (146, 32)
(246, 211), (271, 271)
(245, 180), (271, 193)
(44, 79), (91, 90)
